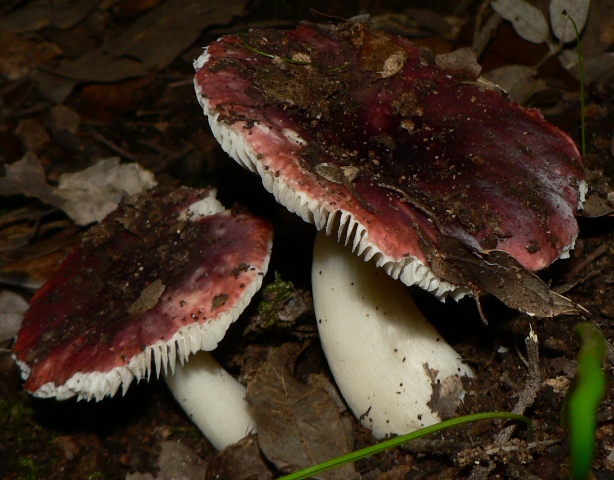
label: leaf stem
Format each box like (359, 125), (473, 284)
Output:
(564, 11), (586, 156)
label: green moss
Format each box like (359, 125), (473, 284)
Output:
(15, 456), (44, 480)
(246, 272), (300, 335)
(0, 395), (49, 478)
(259, 273), (295, 319)
(87, 472), (106, 480)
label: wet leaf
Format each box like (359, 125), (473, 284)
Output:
(0, 290), (28, 342)
(247, 343), (355, 479)
(435, 47), (481, 81)
(491, 0), (549, 44)
(206, 435), (272, 480)
(156, 440), (207, 480)
(577, 193), (614, 218)
(0, 155), (157, 226)
(0, 0), (99, 32)
(549, 0), (591, 43)
(56, 157), (157, 225)
(0, 153), (63, 207)
(433, 236), (582, 317)
(559, 50), (614, 84)
(482, 64), (545, 103)
(54, 0), (247, 82)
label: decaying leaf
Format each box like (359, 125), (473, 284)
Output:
(0, 290), (28, 342)
(0, 155), (157, 226)
(54, 0), (247, 82)
(491, 0), (549, 44)
(0, 0), (99, 32)
(482, 64), (545, 103)
(559, 50), (614, 84)
(435, 47), (481, 81)
(247, 343), (355, 479)
(431, 236), (582, 318)
(56, 157), (157, 225)
(206, 436), (273, 480)
(156, 440), (207, 480)
(0, 153), (63, 207)
(577, 193), (614, 218)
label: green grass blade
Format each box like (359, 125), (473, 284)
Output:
(564, 11), (586, 156)
(279, 412), (531, 480)
(565, 322), (606, 480)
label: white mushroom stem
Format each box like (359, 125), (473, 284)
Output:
(312, 231), (474, 438)
(164, 351), (257, 450)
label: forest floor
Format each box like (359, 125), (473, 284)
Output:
(1, 1), (613, 479)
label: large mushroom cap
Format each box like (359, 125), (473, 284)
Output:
(13, 187), (273, 401)
(194, 21), (585, 299)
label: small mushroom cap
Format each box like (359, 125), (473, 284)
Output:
(194, 21), (584, 299)
(13, 187), (273, 401)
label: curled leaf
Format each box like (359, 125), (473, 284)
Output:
(431, 236), (582, 317)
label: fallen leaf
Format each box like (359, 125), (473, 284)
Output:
(0, 153), (62, 207)
(46, 104), (81, 134)
(80, 79), (147, 122)
(435, 47), (481, 81)
(0, 290), (28, 342)
(491, 0), (549, 44)
(15, 118), (50, 152)
(54, 0), (248, 82)
(0, 0), (99, 32)
(247, 343), (355, 479)
(0, 155), (157, 226)
(157, 440), (207, 480)
(578, 193), (614, 218)
(0, 31), (63, 80)
(206, 435), (273, 480)
(56, 158), (157, 224)
(431, 235), (582, 317)
(426, 367), (466, 420)
(482, 64), (545, 103)
(559, 50), (614, 84)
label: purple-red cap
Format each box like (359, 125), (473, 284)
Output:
(13, 187), (273, 400)
(194, 21), (585, 300)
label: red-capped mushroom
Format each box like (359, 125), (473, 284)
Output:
(193, 21), (585, 436)
(13, 187), (273, 449)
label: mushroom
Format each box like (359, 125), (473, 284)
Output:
(313, 232), (473, 436)
(13, 187), (273, 450)
(193, 21), (585, 436)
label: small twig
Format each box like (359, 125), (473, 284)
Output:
(207, 19), (298, 37)
(494, 327), (541, 445)
(605, 338), (614, 367)
(86, 126), (137, 162)
(554, 268), (605, 295)
(561, 243), (608, 284)
(152, 148), (194, 173)
(167, 79), (193, 89)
